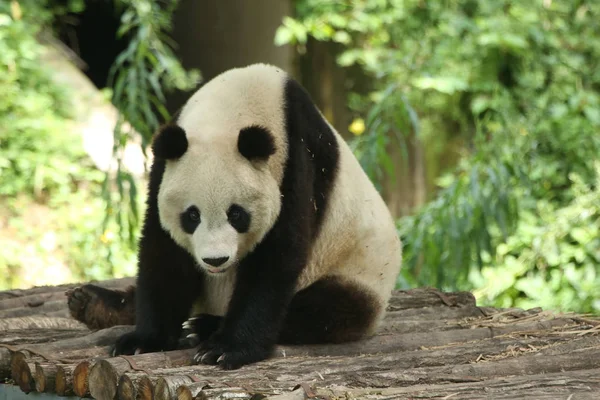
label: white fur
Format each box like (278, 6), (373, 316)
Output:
(158, 64), (402, 329)
(157, 64), (288, 277)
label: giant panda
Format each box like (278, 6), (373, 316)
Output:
(113, 63), (402, 370)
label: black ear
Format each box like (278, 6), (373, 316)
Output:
(238, 125), (276, 161)
(151, 124), (188, 160)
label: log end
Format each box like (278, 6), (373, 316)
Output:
(156, 376), (194, 400)
(117, 374), (136, 400)
(55, 364), (74, 396)
(10, 352), (35, 394)
(73, 360), (91, 397)
(89, 359), (119, 400)
(176, 385), (194, 400)
(34, 362), (57, 392)
(137, 376), (154, 400)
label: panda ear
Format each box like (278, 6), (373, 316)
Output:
(238, 125), (276, 161)
(152, 124), (188, 160)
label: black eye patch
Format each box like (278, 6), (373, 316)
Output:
(227, 204), (250, 233)
(180, 205), (201, 234)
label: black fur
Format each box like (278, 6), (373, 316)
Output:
(70, 284), (130, 310)
(180, 205), (201, 234)
(183, 314), (223, 344)
(227, 204), (250, 233)
(237, 125), (276, 161)
(278, 276), (380, 344)
(113, 158), (204, 356)
(282, 78), (340, 230)
(194, 77), (340, 369)
(152, 124), (188, 160)
(114, 73), (381, 371)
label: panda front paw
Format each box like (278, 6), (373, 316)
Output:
(182, 314), (223, 347)
(193, 333), (273, 370)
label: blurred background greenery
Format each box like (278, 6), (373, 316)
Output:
(0, 0), (598, 314)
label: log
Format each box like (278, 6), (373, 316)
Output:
(204, 368), (600, 400)
(197, 388), (257, 400)
(417, 340), (600, 384)
(176, 383), (253, 400)
(9, 325), (132, 356)
(276, 316), (576, 358)
(379, 304), (544, 334)
(376, 303), (532, 334)
(55, 364), (75, 396)
(10, 351), (38, 394)
(34, 362), (57, 392)
(0, 292), (71, 311)
(0, 328), (88, 347)
(0, 278), (134, 300)
(387, 288), (476, 310)
(0, 300), (68, 318)
(266, 388), (305, 400)
(168, 341), (600, 400)
(54, 345), (112, 362)
(40, 309), (71, 318)
(6, 344), (109, 375)
(382, 304), (485, 322)
(88, 350), (195, 400)
(137, 375), (155, 400)
(330, 348), (600, 390)
(0, 316), (87, 331)
(117, 372), (155, 400)
(371, 368), (600, 399)
(73, 360), (92, 397)
(175, 385), (194, 400)
(2, 327), (130, 394)
(118, 373), (138, 400)
(155, 376), (198, 400)
(298, 338), (600, 389)
(130, 335), (576, 391)
(195, 387), (261, 400)
(0, 347), (12, 380)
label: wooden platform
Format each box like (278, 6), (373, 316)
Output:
(1, 278), (599, 399)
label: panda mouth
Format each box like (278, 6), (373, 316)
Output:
(201, 259), (238, 276)
(206, 267), (227, 274)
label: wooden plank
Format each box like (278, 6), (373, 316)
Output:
(0, 278), (134, 301)
(306, 368), (600, 400)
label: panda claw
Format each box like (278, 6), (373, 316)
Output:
(183, 318), (197, 329)
(186, 333), (198, 340)
(217, 354), (225, 363)
(134, 348), (142, 355)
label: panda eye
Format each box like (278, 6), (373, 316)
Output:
(229, 209), (241, 221)
(227, 204), (250, 233)
(180, 206), (201, 234)
(187, 208), (200, 222)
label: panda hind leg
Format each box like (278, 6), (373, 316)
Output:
(278, 275), (383, 345)
(66, 284), (136, 330)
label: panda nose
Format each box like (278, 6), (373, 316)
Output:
(203, 257), (229, 267)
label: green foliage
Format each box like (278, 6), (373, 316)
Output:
(0, 0), (137, 287)
(472, 164), (600, 313)
(104, 0), (200, 247)
(278, 0), (600, 313)
(0, 0), (199, 288)
(0, 0), (82, 198)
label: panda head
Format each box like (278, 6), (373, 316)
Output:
(153, 64), (288, 276)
